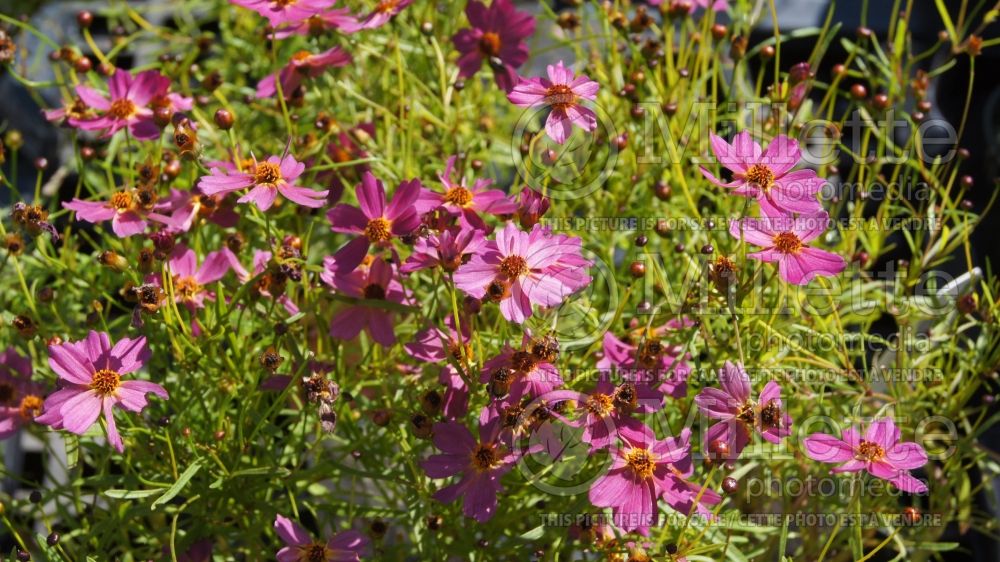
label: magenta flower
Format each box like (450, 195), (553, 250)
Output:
(321, 257), (408, 347)
(0, 348), (45, 439)
(439, 365), (470, 420)
(588, 425), (721, 535)
(271, 9), (359, 38)
(400, 226), (487, 274)
(326, 171), (422, 274)
(74, 69), (168, 140)
(420, 419), (517, 523)
(515, 186), (550, 229)
(63, 186), (166, 238)
(274, 514), (368, 562)
(804, 418), (928, 493)
(596, 324), (692, 399)
(35, 331), (167, 453)
(152, 188), (239, 233)
(230, 0), (334, 26)
(576, 376), (656, 452)
(454, 223), (591, 323)
(700, 131), (824, 216)
(256, 47), (352, 100)
(345, 0), (413, 30)
(198, 154), (328, 211)
(507, 61), (599, 144)
(693, 361), (791, 459)
(153, 245), (237, 310)
(405, 315), (471, 364)
(729, 211), (846, 285)
(452, 0), (535, 92)
(416, 156), (518, 230)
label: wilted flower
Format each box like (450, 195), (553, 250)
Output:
(515, 186), (550, 229)
(401, 226), (486, 274)
(507, 61), (599, 144)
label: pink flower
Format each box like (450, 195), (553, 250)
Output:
(152, 245), (237, 310)
(256, 47), (352, 100)
(35, 331), (167, 453)
(321, 257), (408, 347)
(152, 188), (239, 233)
(728, 211), (846, 285)
(419, 419), (516, 523)
(452, 0), (535, 92)
(326, 171), (422, 274)
(479, 342), (562, 401)
(804, 418), (928, 493)
(73, 69), (170, 140)
(507, 61), (599, 144)
(400, 226), (487, 274)
(439, 366), (470, 420)
(693, 361), (791, 459)
(271, 9), (359, 38)
(416, 156), (518, 229)
(252, 250), (301, 315)
(345, 0), (413, 30)
(0, 348), (45, 439)
(588, 425), (721, 535)
(198, 154), (328, 211)
(700, 131), (824, 216)
(63, 186), (166, 238)
(274, 514), (368, 562)
(454, 223), (591, 323)
(576, 376), (656, 452)
(597, 324), (692, 399)
(405, 315), (471, 364)
(515, 186), (550, 229)
(230, 0), (334, 26)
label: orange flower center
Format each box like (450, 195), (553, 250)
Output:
(471, 443), (499, 472)
(292, 50), (313, 63)
(301, 542), (327, 562)
(744, 164), (775, 190)
(736, 401), (756, 424)
(91, 369), (121, 396)
(625, 447), (657, 480)
(443, 187), (474, 207)
(479, 32), (502, 57)
(545, 84), (578, 111)
(376, 0), (399, 13)
(254, 162), (282, 186)
(585, 392), (614, 417)
(110, 191), (133, 210)
(108, 98), (137, 120)
(19, 395), (43, 420)
(772, 232), (803, 255)
(364, 217), (392, 242)
(855, 439), (886, 462)
(499, 255), (528, 278)
(174, 276), (201, 300)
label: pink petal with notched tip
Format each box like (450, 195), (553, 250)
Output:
(102, 399), (124, 452)
(278, 184), (328, 207)
(355, 172), (386, 219)
(109, 336), (150, 374)
(803, 432), (855, 463)
(63, 199), (116, 222)
(239, 185), (278, 210)
(111, 212), (148, 237)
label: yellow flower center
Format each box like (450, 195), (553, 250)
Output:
(108, 98), (137, 120)
(743, 163), (775, 190)
(855, 439), (886, 462)
(499, 255), (528, 279)
(110, 191), (133, 210)
(772, 232), (803, 255)
(736, 401), (756, 424)
(91, 369), (121, 396)
(364, 217), (392, 242)
(174, 276), (201, 300)
(545, 84), (578, 111)
(376, 0), (399, 13)
(254, 162), (282, 186)
(625, 447), (657, 480)
(585, 393), (614, 417)
(19, 395), (43, 420)
(471, 443), (499, 472)
(443, 187), (474, 207)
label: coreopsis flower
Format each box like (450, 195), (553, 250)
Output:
(405, 316), (471, 364)
(43, 96), (97, 126)
(803, 418), (928, 493)
(256, 47), (352, 100)
(516, 186), (550, 229)
(321, 256), (408, 347)
(273, 514), (368, 562)
(452, 0), (535, 92)
(153, 245), (237, 310)
(35, 331), (168, 453)
(252, 250), (300, 315)
(74, 68), (173, 140)
(0, 348), (45, 439)
(400, 226), (486, 274)
(417, 156), (518, 230)
(595, 321), (692, 399)
(588, 425), (721, 535)
(454, 222), (591, 323)
(693, 361), (791, 459)
(728, 211), (846, 285)
(326, 171), (422, 274)
(271, 9), (359, 38)
(198, 154), (328, 211)
(700, 131), (824, 216)
(507, 61), (599, 144)
(64, 185), (163, 237)
(420, 419), (517, 523)
(230, 0), (334, 26)
(346, 0), (413, 30)
(479, 341), (562, 401)
(153, 188), (239, 233)
(576, 376), (656, 452)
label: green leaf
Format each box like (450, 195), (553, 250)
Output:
(518, 526), (544, 541)
(104, 488), (165, 500)
(151, 459), (203, 510)
(65, 434), (79, 469)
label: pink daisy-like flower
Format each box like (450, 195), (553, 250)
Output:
(804, 418), (929, 493)
(507, 61), (599, 144)
(700, 131), (824, 216)
(0, 348), (45, 439)
(596, 322), (692, 399)
(326, 171), (422, 274)
(256, 47), (352, 100)
(151, 245), (237, 310)
(274, 514), (368, 562)
(479, 342), (563, 402)
(321, 256), (408, 347)
(230, 0), (334, 26)
(416, 156), (518, 230)
(454, 222), (591, 323)
(271, 9), (359, 38)
(63, 185), (166, 238)
(345, 0), (413, 31)
(728, 211), (846, 285)
(515, 186), (550, 229)
(405, 315), (471, 364)
(35, 331), (168, 453)
(693, 361), (791, 460)
(576, 375), (656, 452)
(73, 68), (169, 140)
(588, 425), (721, 535)
(198, 154), (328, 211)
(152, 188), (240, 233)
(401, 226), (487, 274)
(452, 0), (535, 92)
(420, 419), (517, 523)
